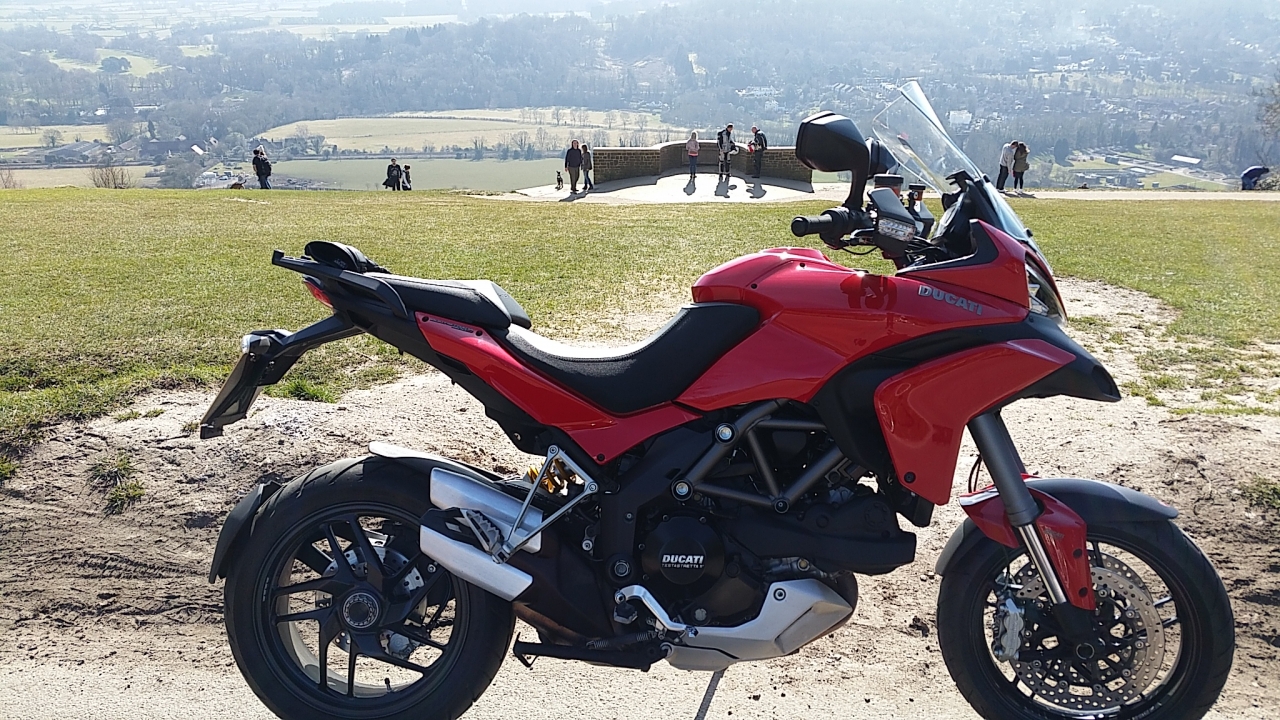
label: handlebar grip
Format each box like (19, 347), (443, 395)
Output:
(791, 214), (837, 237)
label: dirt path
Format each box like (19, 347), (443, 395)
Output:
(1, 279), (1277, 719)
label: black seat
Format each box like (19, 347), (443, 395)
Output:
(368, 274), (532, 330)
(497, 303), (759, 415)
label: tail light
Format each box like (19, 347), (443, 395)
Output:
(303, 277), (333, 309)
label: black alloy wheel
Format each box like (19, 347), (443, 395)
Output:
(224, 457), (514, 720)
(938, 521), (1233, 720)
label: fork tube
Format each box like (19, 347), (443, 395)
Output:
(967, 412), (1070, 606)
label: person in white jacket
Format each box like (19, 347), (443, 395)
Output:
(686, 131), (699, 177)
(997, 141), (1015, 191)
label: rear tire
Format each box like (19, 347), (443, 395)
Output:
(224, 456), (515, 720)
(937, 520), (1233, 720)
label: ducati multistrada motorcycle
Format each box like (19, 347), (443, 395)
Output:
(202, 83), (1233, 720)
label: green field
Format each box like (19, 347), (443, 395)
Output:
(274, 158), (564, 191)
(0, 166), (158, 189)
(1, 190), (1278, 465)
(0, 124), (111, 149)
(44, 49), (165, 77)
(265, 110), (684, 153)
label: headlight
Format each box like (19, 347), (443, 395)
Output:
(1026, 264), (1065, 325)
(877, 217), (916, 242)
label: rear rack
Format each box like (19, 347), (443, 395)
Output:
(272, 250), (410, 319)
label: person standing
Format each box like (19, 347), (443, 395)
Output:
(1012, 142), (1030, 191)
(401, 164), (412, 191)
(996, 140), (1014, 191)
(750, 126), (767, 178)
(686, 131), (699, 177)
(564, 140), (583, 193)
(716, 123), (736, 181)
(252, 147), (272, 190)
(384, 158), (403, 190)
(581, 143), (594, 191)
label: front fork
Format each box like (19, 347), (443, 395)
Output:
(966, 412), (1098, 637)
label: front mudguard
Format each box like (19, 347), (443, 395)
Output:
(207, 443), (500, 583)
(935, 477), (1178, 579)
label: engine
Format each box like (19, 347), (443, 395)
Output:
(637, 514), (765, 625)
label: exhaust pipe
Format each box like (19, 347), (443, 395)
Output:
(418, 467), (541, 601)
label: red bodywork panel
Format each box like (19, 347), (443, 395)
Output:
(679, 248), (1029, 410)
(416, 313), (698, 462)
(872, 339), (1074, 505)
(959, 486), (1096, 611)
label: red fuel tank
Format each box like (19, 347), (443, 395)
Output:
(679, 248), (1029, 411)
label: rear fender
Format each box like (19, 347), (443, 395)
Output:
(207, 443), (508, 583)
(936, 478), (1179, 597)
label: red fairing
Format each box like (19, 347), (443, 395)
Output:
(900, 221), (1031, 308)
(679, 248), (1028, 410)
(416, 313), (697, 463)
(959, 487), (1095, 611)
(871, 340), (1074, 505)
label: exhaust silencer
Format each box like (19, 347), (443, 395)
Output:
(418, 467), (542, 601)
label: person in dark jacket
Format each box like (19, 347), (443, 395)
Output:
(401, 164), (412, 191)
(252, 147), (272, 190)
(1242, 166), (1271, 191)
(581, 144), (594, 191)
(749, 126), (767, 178)
(564, 140), (583, 193)
(383, 159), (403, 190)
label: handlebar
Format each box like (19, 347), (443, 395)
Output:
(790, 206), (868, 244)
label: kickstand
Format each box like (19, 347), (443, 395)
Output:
(694, 669), (725, 720)
(512, 634), (536, 669)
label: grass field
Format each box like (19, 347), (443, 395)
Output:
(264, 111), (684, 153)
(273, 158), (564, 191)
(0, 167), (158, 189)
(0, 124), (111, 150)
(45, 49), (165, 77)
(1, 190), (1277, 465)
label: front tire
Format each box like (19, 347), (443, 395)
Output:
(224, 457), (515, 720)
(937, 520), (1233, 720)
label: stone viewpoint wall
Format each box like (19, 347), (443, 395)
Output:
(592, 141), (811, 184)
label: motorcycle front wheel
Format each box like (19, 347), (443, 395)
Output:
(223, 457), (515, 720)
(937, 520), (1233, 720)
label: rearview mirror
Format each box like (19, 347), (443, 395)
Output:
(795, 111), (871, 207)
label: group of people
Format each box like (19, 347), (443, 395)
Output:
(685, 124), (768, 180)
(997, 140), (1031, 191)
(561, 140), (595, 193)
(383, 159), (413, 190)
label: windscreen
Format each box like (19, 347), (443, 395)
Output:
(870, 82), (1046, 261)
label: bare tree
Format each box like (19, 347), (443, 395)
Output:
(551, 107), (563, 126)
(1261, 72), (1280, 138)
(0, 168), (23, 189)
(107, 118), (139, 146)
(605, 110), (617, 129)
(42, 129), (64, 148)
(89, 159), (136, 189)
(590, 129), (610, 148)
(636, 114), (649, 132)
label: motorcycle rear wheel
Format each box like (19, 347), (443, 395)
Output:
(937, 520), (1233, 720)
(223, 457), (515, 720)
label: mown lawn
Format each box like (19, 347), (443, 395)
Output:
(1, 189), (1278, 462)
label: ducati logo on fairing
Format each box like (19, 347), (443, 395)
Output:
(662, 554), (705, 568)
(918, 283), (983, 315)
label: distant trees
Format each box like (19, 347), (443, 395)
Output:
(107, 119), (139, 145)
(99, 56), (132, 74)
(1261, 73), (1280, 142)
(42, 129), (63, 148)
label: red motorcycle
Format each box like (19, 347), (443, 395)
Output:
(202, 83), (1233, 720)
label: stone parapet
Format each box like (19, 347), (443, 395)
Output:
(592, 141), (811, 184)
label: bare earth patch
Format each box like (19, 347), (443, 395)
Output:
(0, 278), (1277, 719)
